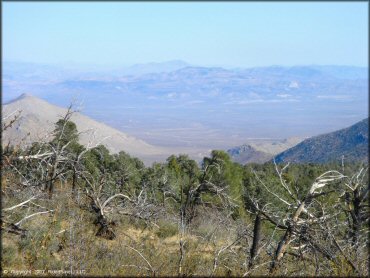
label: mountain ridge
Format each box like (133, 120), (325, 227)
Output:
(227, 137), (303, 164)
(274, 118), (369, 163)
(2, 94), (169, 165)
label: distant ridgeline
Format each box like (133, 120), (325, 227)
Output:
(274, 118), (369, 164)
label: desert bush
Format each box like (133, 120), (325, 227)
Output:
(155, 221), (178, 239)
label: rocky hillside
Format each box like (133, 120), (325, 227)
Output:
(227, 144), (272, 164)
(228, 137), (302, 164)
(2, 94), (169, 165)
(274, 118), (369, 163)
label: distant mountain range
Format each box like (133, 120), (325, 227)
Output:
(274, 118), (369, 163)
(54, 65), (368, 103)
(3, 62), (368, 151)
(4, 62), (367, 106)
(118, 60), (190, 76)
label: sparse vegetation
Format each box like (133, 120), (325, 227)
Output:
(1, 109), (368, 276)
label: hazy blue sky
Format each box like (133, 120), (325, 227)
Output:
(3, 2), (368, 68)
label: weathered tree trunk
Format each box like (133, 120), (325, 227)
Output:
(95, 213), (116, 240)
(350, 188), (361, 245)
(270, 226), (293, 274)
(92, 202), (116, 240)
(187, 191), (200, 225)
(270, 199), (307, 274)
(249, 213), (262, 269)
(47, 179), (54, 199)
(47, 160), (59, 199)
(72, 165), (77, 195)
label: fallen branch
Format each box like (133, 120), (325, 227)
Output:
(15, 210), (54, 227)
(3, 196), (37, 211)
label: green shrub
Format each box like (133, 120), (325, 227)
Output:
(155, 222), (178, 238)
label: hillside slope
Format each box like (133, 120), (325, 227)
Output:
(2, 94), (168, 164)
(227, 144), (272, 164)
(227, 137), (303, 164)
(274, 118), (369, 163)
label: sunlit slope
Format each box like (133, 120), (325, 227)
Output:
(2, 94), (168, 164)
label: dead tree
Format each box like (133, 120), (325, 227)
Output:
(176, 162), (238, 275)
(2, 104), (108, 201)
(2, 109), (24, 172)
(341, 167), (369, 245)
(2, 110), (54, 236)
(246, 161), (349, 275)
(2, 106), (76, 198)
(80, 169), (158, 240)
(2, 190), (54, 237)
(249, 212), (262, 268)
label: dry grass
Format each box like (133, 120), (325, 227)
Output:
(2, 182), (368, 276)
(2, 185), (247, 276)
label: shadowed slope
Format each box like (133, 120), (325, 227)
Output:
(274, 118), (369, 163)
